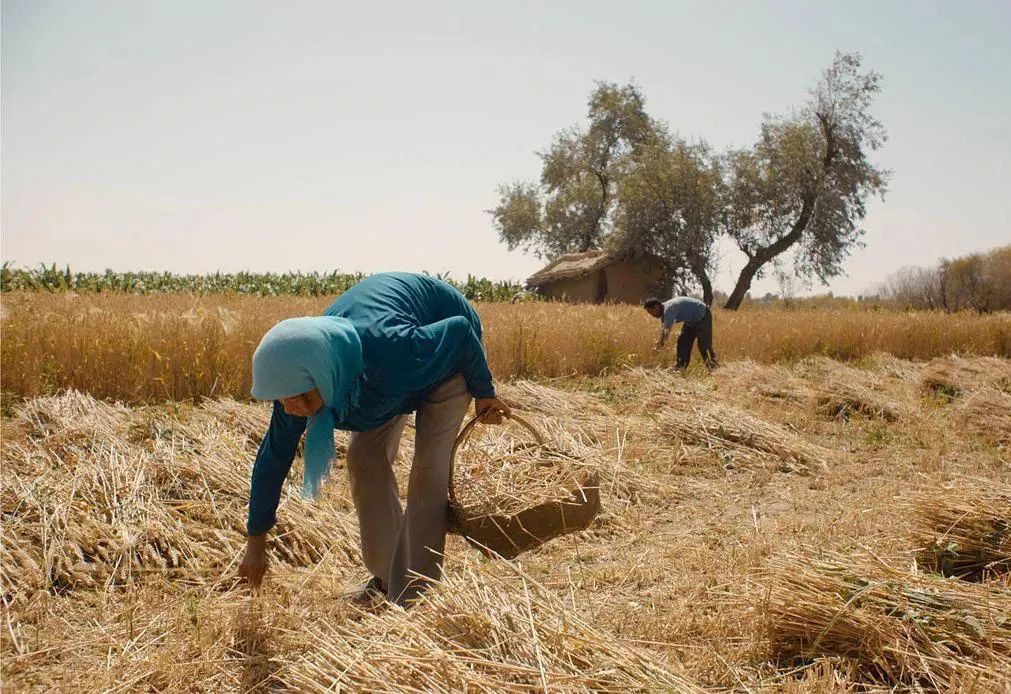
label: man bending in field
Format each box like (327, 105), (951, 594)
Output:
(644, 296), (718, 371)
(238, 272), (510, 607)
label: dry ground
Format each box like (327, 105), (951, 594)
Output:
(2, 354), (1010, 692)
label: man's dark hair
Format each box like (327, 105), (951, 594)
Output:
(643, 297), (663, 310)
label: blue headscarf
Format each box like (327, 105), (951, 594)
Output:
(251, 316), (364, 498)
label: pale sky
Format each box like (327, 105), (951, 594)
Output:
(2, 0), (1009, 297)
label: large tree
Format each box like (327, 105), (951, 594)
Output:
(723, 52), (889, 309)
(612, 134), (724, 305)
(490, 82), (657, 257)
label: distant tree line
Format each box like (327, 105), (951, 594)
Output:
(880, 245), (1011, 313)
(490, 52), (889, 310)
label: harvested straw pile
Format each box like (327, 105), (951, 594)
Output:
(863, 352), (923, 381)
(813, 382), (901, 422)
(655, 400), (832, 474)
(1, 392), (356, 604)
(920, 355), (1011, 400)
(496, 380), (611, 419)
(3, 578), (290, 691)
(496, 380), (615, 443)
(4, 559), (705, 692)
(793, 356), (903, 422)
(763, 553), (1011, 689)
(957, 389), (1011, 446)
(284, 556), (704, 693)
(1, 391), (703, 692)
(906, 479), (1011, 580)
(198, 397), (271, 443)
(715, 359), (812, 405)
(602, 366), (710, 416)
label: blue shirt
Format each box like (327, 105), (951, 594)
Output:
(246, 272), (494, 535)
(662, 296), (708, 330)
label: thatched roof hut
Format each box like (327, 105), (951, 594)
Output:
(526, 250), (664, 304)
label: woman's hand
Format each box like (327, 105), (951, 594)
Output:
(238, 533), (268, 588)
(475, 396), (511, 425)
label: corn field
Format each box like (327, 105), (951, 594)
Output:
(0, 263), (528, 301)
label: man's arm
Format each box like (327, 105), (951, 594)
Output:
(655, 302), (679, 350)
(239, 400), (306, 587)
(654, 325), (671, 350)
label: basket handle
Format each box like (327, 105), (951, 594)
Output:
(449, 411), (544, 506)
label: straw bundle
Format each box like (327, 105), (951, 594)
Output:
(1, 392), (357, 603)
(197, 397), (271, 444)
(764, 553), (1011, 689)
(603, 366), (710, 416)
(863, 352), (923, 382)
(957, 389), (1011, 446)
(906, 480), (1011, 580)
(654, 400), (832, 474)
(496, 380), (611, 419)
(496, 379), (624, 445)
(813, 381), (901, 422)
(284, 556), (705, 693)
(715, 359), (812, 405)
(920, 355), (1011, 400)
(449, 415), (600, 558)
(791, 357), (902, 421)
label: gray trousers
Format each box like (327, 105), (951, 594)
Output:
(346, 374), (472, 606)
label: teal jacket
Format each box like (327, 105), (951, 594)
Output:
(247, 272), (494, 535)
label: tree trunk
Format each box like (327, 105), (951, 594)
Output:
(690, 263), (714, 306)
(724, 114), (837, 311)
(700, 275), (713, 307)
(724, 196), (816, 311)
(937, 262), (951, 313)
(723, 257), (763, 310)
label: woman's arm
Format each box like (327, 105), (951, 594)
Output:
(240, 400), (306, 587)
(412, 313), (510, 422)
(410, 315), (495, 399)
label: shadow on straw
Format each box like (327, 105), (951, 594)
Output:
(232, 598), (279, 692)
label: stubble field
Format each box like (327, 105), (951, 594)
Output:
(1, 294), (1010, 691)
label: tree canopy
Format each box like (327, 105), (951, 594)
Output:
(723, 52), (889, 308)
(613, 133), (724, 305)
(490, 53), (889, 309)
(490, 82), (657, 258)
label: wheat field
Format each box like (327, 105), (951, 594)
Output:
(2, 292), (1009, 404)
(3, 339), (1010, 691)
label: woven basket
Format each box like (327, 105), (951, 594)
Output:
(447, 413), (600, 559)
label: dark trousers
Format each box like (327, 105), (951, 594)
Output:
(676, 308), (717, 370)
